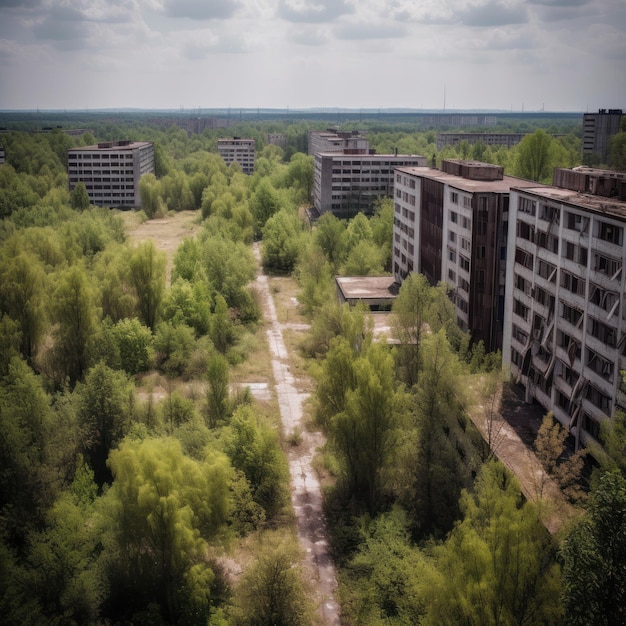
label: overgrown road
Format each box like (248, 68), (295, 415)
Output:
(253, 244), (340, 626)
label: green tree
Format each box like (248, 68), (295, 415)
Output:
(232, 532), (313, 626)
(0, 251), (47, 361)
(98, 437), (232, 624)
(52, 264), (99, 385)
(223, 406), (289, 518)
(205, 352), (230, 428)
(561, 470), (626, 626)
(314, 212), (347, 270)
(110, 317), (153, 375)
(261, 208), (303, 274)
(342, 240), (385, 275)
(210, 294), (234, 355)
(514, 129), (554, 182)
(139, 173), (165, 218)
(609, 132), (626, 170)
(330, 343), (399, 513)
(70, 182), (90, 211)
(409, 330), (470, 536)
(426, 461), (562, 625)
(76, 362), (134, 486)
(284, 152), (314, 203)
(249, 178), (281, 233)
(129, 240), (166, 331)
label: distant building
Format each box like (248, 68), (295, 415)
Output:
(308, 128), (369, 156)
(583, 109), (623, 164)
(436, 132), (526, 151)
(392, 160), (538, 351)
(314, 152), (426, 218)
(419, 114), (497, 128)
(217, 137), (255, 174)
(503, 166), (626, 451)
(67, 141), (155, 209)
(266, 133), (287, 150)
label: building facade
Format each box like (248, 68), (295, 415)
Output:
(314, 152), (426, 218)
(583, 109), (623, 164)
(67, 141), (155, 209)
(392, 160), (538, 352)
(217, 137), (255, 174)
(266, 133), (287, 150)
(503, 168), (626, 450)
(308, 128), (369, 156)
(436, 132), (526, 151)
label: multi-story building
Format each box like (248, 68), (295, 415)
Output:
(314, 152), (426, 218)
(503, 167), (626, 450)
(217, 137), (255, 174)
(308, 128), (369, 156)
(583, 109), (623, 164)
(266, 133), (287, 150)
(392, 160), (539, 351)
(67, 141), (155, 209)
(437, 132), (526, 151)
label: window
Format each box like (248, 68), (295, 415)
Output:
(459, 255), (470, 272)
(588, 317), (617, 347)
(517, 220), (534, 242)
(448, 248), (457, 263)
(595, 254), (622, 277)
(513, 299), (529, 321)
(450, 210), (458, 224)
(519, 197), (536, 216)
(450, 191), (458, 204)
(598, 221), (623, 245)
(449, 231), (456, 243)
(560, 301), (583, 326)
(515, 247), (534, 271)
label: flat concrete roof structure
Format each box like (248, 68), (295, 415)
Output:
(336, 276), (399, 311)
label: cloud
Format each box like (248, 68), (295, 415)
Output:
(289, 27), (330, 46)
(456, 1), (528, 27)
(277, 0), (354, 23)
(335, 21), (408, 40)
(527, 0), (588, 6)
(163, 0), (239, 20)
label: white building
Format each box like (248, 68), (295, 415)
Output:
(503, 168), (626, 450)
(217, 137), (255, 174)
(67, 141), (155, 209)
(314, 152), (426, 218)
(308, 128), (369, 156)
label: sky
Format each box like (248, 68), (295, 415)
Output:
(1, 0), (625, 112)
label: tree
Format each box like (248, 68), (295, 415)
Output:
(249, 178), (281, 233)
(314, 212), (347, 270)
(426, 461), (562, 625)
(210, 294), (234, 355)
(129, 240), (166, 331)
(138, 173), (165, 218)
(391, 273), (456, 387)
(342, 240), (384, 275)
(534, 412), (586, 504)
(284, 152), (314, 203)
(231, 532), (313, 626)
(0, 251), (47, 361)
(261, 208), (303, 274)
(408, 330), (471, 537)
(70, 182), (90, 211)
(205, 352), (230, 428)
(76, 362), (134, 486)
(561, 470), (626, 626)
(52, 264), (99, 385)
(223, 406), (289, 518)
(110, 317), (153, 375)
(97, 437), (232, 624)
(609, 131), (626, 170)
(515, 129), (554, 182)
(330, 343), (399, 513)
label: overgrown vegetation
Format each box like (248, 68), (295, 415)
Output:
(1, 115), (623, 625)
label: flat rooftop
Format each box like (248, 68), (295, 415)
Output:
(336, 276), (399, 301)
(513, 185), (626, 221)
(69, 141), (152, 151)
(396, 166), (541, 194)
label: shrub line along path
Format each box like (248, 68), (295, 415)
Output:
(253, 243), (340, 626)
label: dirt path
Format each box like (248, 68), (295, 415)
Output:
(254, 244), (340, 626)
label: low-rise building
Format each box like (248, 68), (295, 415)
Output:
(217, 137), (255, 174)
(314, 152), (426, 218)
(67, 140), (155, 209)
(503, 167), (626, 450)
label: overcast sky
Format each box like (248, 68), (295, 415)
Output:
(1, 0), (624, 112)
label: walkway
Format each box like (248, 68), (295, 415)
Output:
(254, 244), (340, 625)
